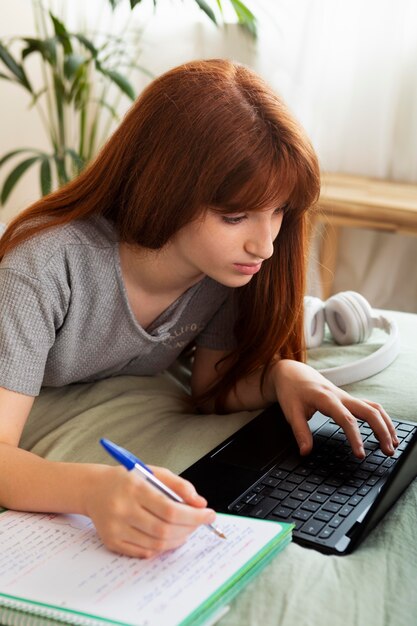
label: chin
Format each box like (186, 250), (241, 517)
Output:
(211, 272), (253, 288)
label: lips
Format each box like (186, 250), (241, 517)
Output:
(233, 262), (262, 275)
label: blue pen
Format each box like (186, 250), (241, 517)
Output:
(100, 438), (226, 539)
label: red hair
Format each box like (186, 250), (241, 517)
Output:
(0, 59), (320, 410)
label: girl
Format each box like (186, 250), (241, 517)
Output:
(0, 59), (397, 558)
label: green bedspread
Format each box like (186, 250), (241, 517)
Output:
(20, 310), (417, 626)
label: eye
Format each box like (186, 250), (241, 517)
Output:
(221, 214), (247, 225)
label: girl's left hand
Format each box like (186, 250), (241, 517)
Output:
(270, 359), (399, 458)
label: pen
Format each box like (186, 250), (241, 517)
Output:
(100, 438), (226, 540)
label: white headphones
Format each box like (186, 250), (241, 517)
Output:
(304, 291), (400, 387)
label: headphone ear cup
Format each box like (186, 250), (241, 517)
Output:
(304, 296), (326, 349)
(324, 291), (374, 345)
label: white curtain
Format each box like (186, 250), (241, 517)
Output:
(246, 0), (417, 311)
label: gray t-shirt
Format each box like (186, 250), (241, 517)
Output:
(0, 217), (236, 396)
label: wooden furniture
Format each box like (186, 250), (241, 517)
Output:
(316, 172), (417, 298)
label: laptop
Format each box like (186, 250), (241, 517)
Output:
(181, 404), (417, 555)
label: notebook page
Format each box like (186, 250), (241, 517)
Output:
(0, 511), (284, 626)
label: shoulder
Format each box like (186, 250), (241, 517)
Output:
(0, 216), (116, 279)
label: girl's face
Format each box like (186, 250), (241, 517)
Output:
(170, 204), (284, 288)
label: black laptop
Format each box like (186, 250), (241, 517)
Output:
(181, 405), (417, 555)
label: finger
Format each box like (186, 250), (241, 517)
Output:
(139, 479), (216, 528)
(362, 400), (399, 447)
(319, 395), (365, 458)
(286, 408), (314, 455)
(150, 467), (208, 507)
(349, 400), (396, 455)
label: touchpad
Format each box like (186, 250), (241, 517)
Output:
(211, 409), (297, 472)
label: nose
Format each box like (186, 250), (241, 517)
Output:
(244, 219), (278, 260)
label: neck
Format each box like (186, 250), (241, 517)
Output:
(119, 242), (204, 297)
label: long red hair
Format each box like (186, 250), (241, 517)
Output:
(0, 59), (320, 410)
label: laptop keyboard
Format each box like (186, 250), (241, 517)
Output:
(229, 418), (416, 542)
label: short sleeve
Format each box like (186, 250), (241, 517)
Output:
(195, 291), (237, 351)
(0, 269), (62, 396)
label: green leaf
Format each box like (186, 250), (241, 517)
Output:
(194, 0), (218, 25)
(65, 148), (85, 174)
(0, 148), (40, 169)
(99, 68), (136, 100)
(0, 43), (32, 91)
(40, 157), (52, 196)
(130, 0), (145, 8)
(74, 33), (98, 58)
(53, 155), (70, 186)
(1, 156), (40, 205)
(64, 53), (88, 80)
(49, 12), (73, 55)
(22, 37), (57, 66)
(229, 0), (257, 37)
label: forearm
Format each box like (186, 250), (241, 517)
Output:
(0, 442), (109, 515)
(222, 360), (281, 412)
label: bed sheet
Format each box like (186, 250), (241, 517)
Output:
(20, 310), (417, 626)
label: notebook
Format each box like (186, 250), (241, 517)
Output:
(0, 509), (292, 626)
(181, 404), (417, 555)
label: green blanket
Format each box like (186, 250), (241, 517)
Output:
(20, 310), (417, 626)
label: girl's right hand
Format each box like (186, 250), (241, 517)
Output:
(84, 464), (216, 558)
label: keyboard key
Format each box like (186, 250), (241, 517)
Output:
(299, 481), (316, 493)
(339, 505), (354, 517)
(271, 505), (292, 519)
(357, 485), (372, 496)
(317, 423), (339, 437)
(270, 488), (291, 501)
(243, 492), (258, 503)
(310, 492), (328, 504)
(262, 477), (280, 488)
(319, 527), (334, 539)
(251, 498), (280, 518)
(302, 520), (326, 536)
(231, 501), (246, 512)
(397, 423), (415, 432)
(294, 466), (312, 477)
(354, 470), (371, 480)
(322, 502), (342, 514)
(383, 458), (395, 468)
(306, 475), (324, 485)
(346, 478), (363, 488)
(251, 494), (265, 505)
(301, 501), (321, 512)
(281, 496), (301, 510)
(366, 454), (384, 465)
(292, 490), (310, 501)
(349, 495), (363, 506)
(375, 467), (387, 477)
(269, 469), (289, 480)
(338, 486), (356, 496)
(361, 462), (379, 472)
(325, 478), (343, 487)
(328, 516), (344, 528)
(293, 509), (313, 522)
(314, 510), (333, 523)
(287, 474), (305, 485)
(366, 476), (380, 486)
(330, 494), (349, 505)
(317, 484), (337, 495)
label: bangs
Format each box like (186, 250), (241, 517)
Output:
(208, 137), (319, 217)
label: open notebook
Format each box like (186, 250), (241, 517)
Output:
(0, 510), (292, 626)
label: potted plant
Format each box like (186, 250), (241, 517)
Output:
(0, 0), (256, 205)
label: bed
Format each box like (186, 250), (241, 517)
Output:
(20, 308), (417, 626)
